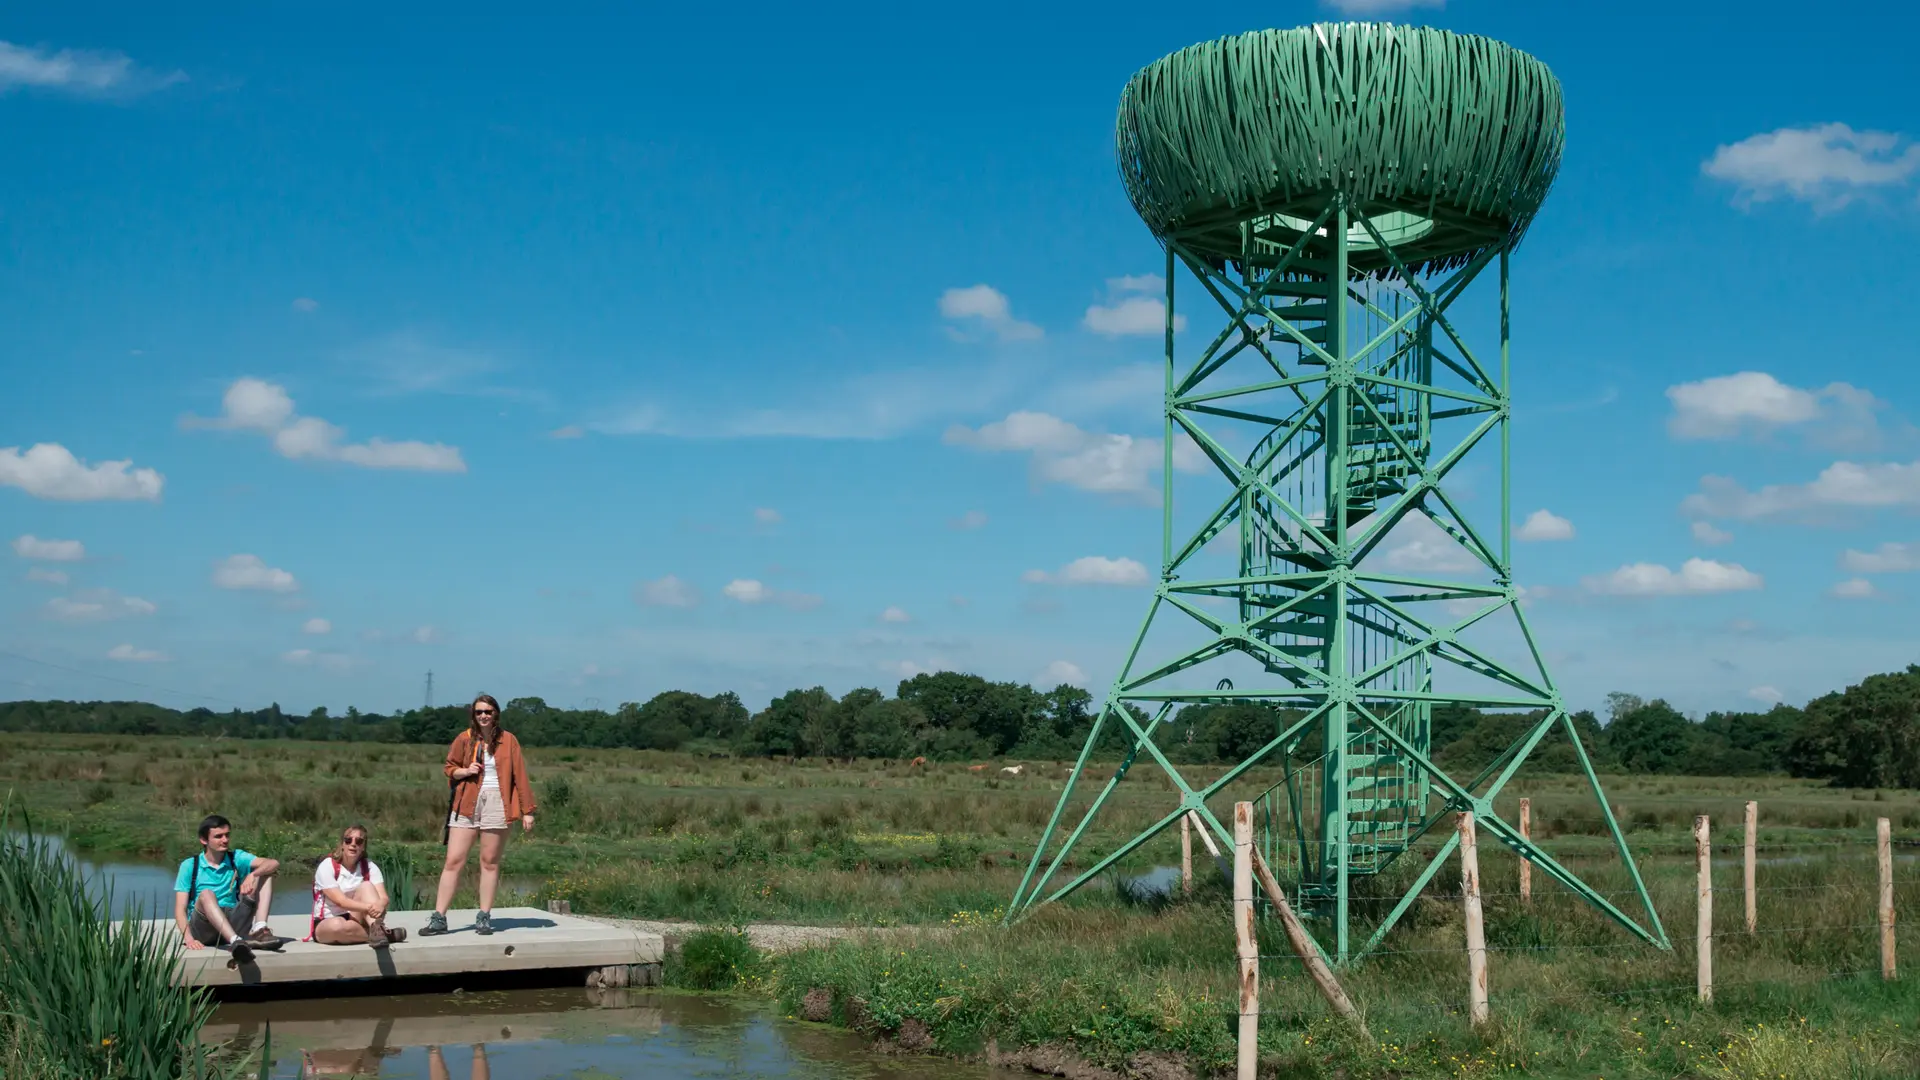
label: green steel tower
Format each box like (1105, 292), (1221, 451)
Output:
(1009, 23), (1669, 963)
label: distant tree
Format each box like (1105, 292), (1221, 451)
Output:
(744, 687), (836, 757)
(1787, 666), (1920, 788)
(850, 698), (929, 759)
(1604, 699), (1693, 774)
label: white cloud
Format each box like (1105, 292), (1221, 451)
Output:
(1084, 296), (1186, 337)
(26, 567), (67, 586)
(45, 590), (156, 622)
(635, 574), (701, 609)
(1379, 515), (1480, 573)
(11, 535), (85, 561)
(1038, 659), (1088, 686)
(1841, 542), (1919, 573)
(1703, 123), (1920, 210)
(1513, 509), (1575, 542)
(754, 507), (783, 526)
(1691, 521), (1734, 546)
(944, 411), (1202, 498)
(0, 40), (183, 97)
(212, 554), (299, 593)
(0, 443), (163, 501)
(281, 648), (353, 672)
(191, 377), (465, 473)
(1747, 685), (1784, 704)
(302, 617), (332, 635)
(880, 606), (911, 624)
(1024, 555), (1151, 587)
(291, 297), (319, 313)
(412, 625), (443, 644)
(939, 285), (1042, 342)
(1683, 461), (1920, 521)
(721, 578), (822, 610)
(1829, 577), (1879, 599)
(106, 644), (168, 663)
(949, 509), (989, 531)
(550, 425), (585, 439)
(1665, 372), (1880, 443)
(1584, 558), (1764, 596)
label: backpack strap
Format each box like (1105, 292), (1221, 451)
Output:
(303, 855), (344, 942)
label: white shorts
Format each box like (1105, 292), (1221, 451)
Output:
(449, 785), (509, 831)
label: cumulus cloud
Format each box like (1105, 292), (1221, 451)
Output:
(949, 509), (989, 531)
(1665, 371), (1881, 444)
(25, 567), (67, 586)
(944, 411), (1203, 499)
(1584, 558), (1764, 596)
(281, 648), (352, 672)
(0, 39), (184, 98)
(302, 617), (332, 635)
(939, 285), (1042, 342)
(1513, 509), (1575, 542)
(754, 507), (783, 526)
(1084, 276), (1187, 337)
(1691, 521), (1734, 546)
(291, 297), (319, 313)
(212, 554), (299, 593)
(880, 606), (911, 624)
(12, 535), (85, 560)
(550, 425), (585, 439)
(1748, 685), (1784, 704)
(45, 589), (156, 622)
(635, 574), (701, 609)
(1841, 542), (1919, 573)
(1024, 555), (1151, 587)
(1038, 659), (1088, 686)
(1683, 461), (1920, 521)
(1829, 577), (1879, 599)
(0, 443), (164, 501)
(1703, 123), (1920, 210)
(412, 625), (443, 644)
(106, 644), (168, 663)
(1378, 514), (1480, 573)
(189, 377), (465, 473)
(721, 578), (822, 610)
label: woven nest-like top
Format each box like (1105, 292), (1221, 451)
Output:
(1117, 23), (1564, 273)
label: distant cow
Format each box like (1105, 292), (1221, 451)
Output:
(1001, 765), (1024, 777)
(968, 764), (988, 773)
(909, 756), (927, 768)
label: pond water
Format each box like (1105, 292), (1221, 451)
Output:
(210, 988), (1020, 1079)
(16, 832), (314, 918)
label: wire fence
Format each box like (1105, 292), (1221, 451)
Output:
(1213, 802), (1906, 1079)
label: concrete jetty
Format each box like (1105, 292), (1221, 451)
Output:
(150, 908), (662, 989)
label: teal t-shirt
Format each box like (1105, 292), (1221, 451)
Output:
(173, 850), (256, 908)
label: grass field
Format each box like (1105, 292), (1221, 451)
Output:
(5, 732), (1920, 1078)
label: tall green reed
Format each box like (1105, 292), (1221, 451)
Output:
(0, 805), (229, 1080)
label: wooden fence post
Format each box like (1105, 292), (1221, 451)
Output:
(1233, 802), (1258, 1080)
(1518, 797), (1532, 905)
(1458, 811), (1488, 1027)
(1879, 817), (1896, 981)
(1182, 812), (1194, 897)
(1696, 815), (1712, 1005)
(1744, 801), (1757, 935)
(1249, 845), (1369, 1038)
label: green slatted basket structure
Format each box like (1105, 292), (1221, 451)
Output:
(1009, 22), (1669, 963)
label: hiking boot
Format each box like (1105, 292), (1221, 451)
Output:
(385, 926), (408, 944)
(229, 939), (255, 965)
(366, 915), (390, 949)
(246, 927), (282, 950)
(420, 911), (449, 936)
(474, 910), (494, 936)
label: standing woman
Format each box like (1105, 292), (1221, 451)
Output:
(421, 694), (536, 936)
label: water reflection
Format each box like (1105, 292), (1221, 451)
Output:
(211, 988), (1020, 1079)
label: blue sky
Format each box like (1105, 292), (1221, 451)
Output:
(4, 0), (1920, 718)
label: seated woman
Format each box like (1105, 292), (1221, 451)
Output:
(306, 824), (406, 947)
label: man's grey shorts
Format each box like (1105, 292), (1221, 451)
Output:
(187, 892), (256, 946)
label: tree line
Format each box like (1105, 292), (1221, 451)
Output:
(4, 665), (1919, 786)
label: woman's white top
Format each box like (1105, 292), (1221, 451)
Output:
(481, 746), (501, 791)
(313, 858), (384, 919)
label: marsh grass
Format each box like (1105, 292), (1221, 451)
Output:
(0, 808), (244, 1080)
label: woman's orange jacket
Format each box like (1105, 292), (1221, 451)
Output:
(443, 729), (537, 821)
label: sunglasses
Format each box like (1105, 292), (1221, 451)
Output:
(474, 709), (497, 717)
(342, 837), (366, 846)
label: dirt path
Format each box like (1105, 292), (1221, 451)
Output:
(577, 916), (931, 954)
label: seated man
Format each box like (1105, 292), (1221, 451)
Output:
(308, 824), (405, 948)
(173, 813), (281, 963)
